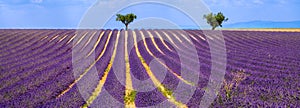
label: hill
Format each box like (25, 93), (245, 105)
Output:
(223, 20), (300, 28)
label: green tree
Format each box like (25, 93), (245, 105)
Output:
(116, 13), (137, 30)
(204, 12), (228, 30)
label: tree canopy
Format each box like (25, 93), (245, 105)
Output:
(116, 13), (137, 30)
(204, 12), (228, 30)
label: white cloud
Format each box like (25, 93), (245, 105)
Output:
(253, 0), (264, 5)
(277, 0), (287, 5)
(203, 0), (253, 7)
(31, 0), (43, 4)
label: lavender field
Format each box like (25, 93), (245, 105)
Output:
(0, 29), (299, 107)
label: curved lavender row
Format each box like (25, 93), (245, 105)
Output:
(0, 30), (44, 44)
(103, 68), (126, 104)
(0, 29), (16, 38)
(2, 31), (73, 82)
(40, 29), (113, 107)
(0, 50), (72, 96)
(103, 30), (159, 106)
(0, 30), (71, 65)
(0, 60), (73, 106)
(169, 30), (212, 82)
(225, 32), (297, 58)
(0, 30), (73, 72)
(0, 30), (39, 47)
(185, 29), (300, 107)
(0, 34), (73, 92)
(137, 38), (181, 107)
(145, 30), (201, 74)
(142, 37), (181, 76)
(180, 31), (212, 68)
(207, 30), (299, 107)
(223, 32), (300, 73)
(0, 28), (111, 107)
(176, 30), (218, 79)
(0, 30), (43, 55)
(141, 38), (180, 93)
(92, 30), (112, 79)
(222, 31), (274, 50)
(183, 30), (212, 77)
(225, 48), (297, 67)
(0, 30), (75, 57)
(95, 29), (117, 78)
(225, 54), (300, 73)
(36, 30), (104, 107)
(0, 30), (51, 56)
(225, 54), (296, 74)
(129, 48), (167, 107)
(38, 68), (84, 108)
(0, 30), (66, 68)
(0, 31), (71, 85)
(224, 31), (297, 61)
(174, 30), (210, 54)
(138, 30), (183, 81)
(153, 30), (208, 67)
(0, 32), (75, 91)
(0, 30), (299, 107)
(0, 30), (54, 53)
(103, 29), (183, 107)
(223, 33), (277, 57)
(94, 29), (112, 63)
(227, 31), (281, 46)
(170, 30), (209, 54)
(216, 30), (300, 73)
(0, 30), (29, 48)
(40, 84), (86, 107)
(176, 30), (212, 107)
(72, 30), (104, 63)
(197, 30), (282, 57)
(11, 37), (101, 107)
(0, 30), (46, 51)
(183, 30), (214, 61)
(128, 30), (180, 107)
(0, 52), (73, 107)
(88, 30), (126, 107)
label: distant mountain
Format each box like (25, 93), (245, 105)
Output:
(223, 20), (300, 28)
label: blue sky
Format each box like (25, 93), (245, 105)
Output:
(0, 0), (299, 29)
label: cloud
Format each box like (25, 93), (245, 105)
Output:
(0, 0), (299, 28)
(43, 0), (96, 6)
(0, 0), (94, 28)
(253, 0), (264, 5)
(203, 0), (297, 7)
(31, 0), (43, 4)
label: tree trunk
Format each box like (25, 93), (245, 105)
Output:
(212, 27), (216, 30)
(125, 24), (128, 30)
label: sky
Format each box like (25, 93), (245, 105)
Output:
(0, 0), (299, 29)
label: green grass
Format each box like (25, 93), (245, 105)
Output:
(157, 84), (173, 99)
(124, 90), (137, 104)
